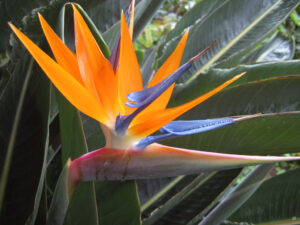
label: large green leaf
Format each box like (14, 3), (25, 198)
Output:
(161, 61), (300, 156)
(84, 0), (132, 33)
(102, 0), (164, 49)
(47, 159), (72, 225)
(229, 168), (300, 225)
(3, 0), (75, 57)
(184, 76), (300, 117)
(0, 0), (58, 51)
(81, 116), (142, 225)
(50, 79), (99, 225)
(199, 164), (274, 225)
(81, 104), (142, 225)
(138, 177), (176, 206)
(0, 53), (50, 224)
(172, 60), (300, 99)
(64, 181), (99, 225)
(0, 55), (34, 213)
(51, 89), (99, 225)
(45, 4), (103, 224)
(143, 169), (242, 225)
(95, 181), (141, 225)
(156, 0), (300, 83)
(2, 0), (135, 53)
(239, 32), (295, 64)
(142, 174), (213, 225)
(81, 114), (106, 150)
(26, 77), (51, 225)
(163, 112), (300, 156)
(132, 0), (166, 40)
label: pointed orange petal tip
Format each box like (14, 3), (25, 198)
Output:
(121, 10), (125, 20)
(38, 12), (48, 25)
(37, 12), (42, 19)
(8, 22), (15, 30)
(185, 28), (190, 36)
(9, 22), (109, 123)
(72, 4), (81, 19)
(72, 3), (83, 19)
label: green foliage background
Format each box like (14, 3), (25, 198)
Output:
(1, 0), (300, 224)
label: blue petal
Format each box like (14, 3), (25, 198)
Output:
(136, 133), (175, 149)
(126, 41), (217, 108)
(160, 118), (235, 135)
(116, 62), (192, 134)
(136, 118), (235, 148)
(116, 42), (216, 134)
(126, 61), (192, 107)
(127, 85), (157, 103)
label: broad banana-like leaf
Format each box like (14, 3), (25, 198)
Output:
(164, 112), (300, 155)
(157, 0), (300, 83)
(0, 54), (50, 224)
(47, 5), (100, 225)
(240, 32), (295, 63)
(143, 169), (242, 225)
(199, 164), (274, 225)
(229, 168), (300, 225)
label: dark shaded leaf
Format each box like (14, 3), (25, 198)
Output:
(143, 169), (241, 225)
(138, 177), (176, 205)
(199, 164), (274, 225)
(103, 0), (164, 49)
(0, 53), (50, 224)
(96, 181), (141, 225)
(157, 0), (300, 83)
(47, 160), (71, 225)
(229, 168), (300, 225)
(163, 112), (300, 156)
(240, 32), (295, 63)
(173, 60), (300, 99)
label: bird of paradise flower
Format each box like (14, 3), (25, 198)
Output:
(9, 1), (300, 190)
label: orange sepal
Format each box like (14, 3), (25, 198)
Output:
(73, 5), (119, 119)
(117, 12), (143, 115)
(9, 23), (109, 123)
(38, 14), (83, 86)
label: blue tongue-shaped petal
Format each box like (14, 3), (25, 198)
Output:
(126, 62), (192, 108)
(126, 41), (216, 109)
(116, 61), (193, 133)
(126, 85), (157, 105)
(160, 118), (234, 135)
(137, 118), (234, 148)
(115, 41), (216, 134)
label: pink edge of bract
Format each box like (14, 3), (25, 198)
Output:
(69, 143), (300, 181)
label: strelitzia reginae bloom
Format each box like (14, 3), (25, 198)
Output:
(9, 1), (300, 186)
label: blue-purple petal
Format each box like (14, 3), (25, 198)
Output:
(126, 61), (192, 108)
(136, 118), (234, 148)
(160, 118), (234, 135)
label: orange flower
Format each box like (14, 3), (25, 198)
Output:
(10, 3), (300, 183)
